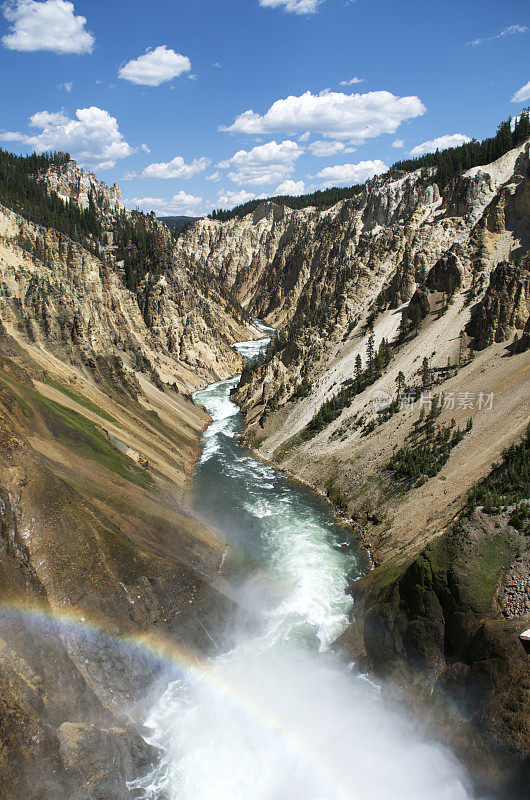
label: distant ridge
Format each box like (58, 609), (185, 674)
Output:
(158, 215), (201, 228)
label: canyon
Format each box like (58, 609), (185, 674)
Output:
(0, 137), (528, 799)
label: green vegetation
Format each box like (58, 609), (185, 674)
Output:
(209, 184), (364, 221)
(0, 149), (103, 247)
(397, 287), (430, 340)
(37, 394), (153, 489)
(466, 425), (530, 528)
(389, 414), (471, 488)
(0, 148), (179, 295)
(211, 111), (530, 220)
(114, 211), (173, 291)
(300, 336), (393, 440)
(324, 476), (348, 511)
(45, 378), (119, 426)
(292, 377), (312, 399)
(468, 534), (512, 604)
(392, 110), (530, 190)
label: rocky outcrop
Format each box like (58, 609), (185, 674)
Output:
(468, 260), (530, 349)
(426, 250), (463, 294)
(340, 511), (530, 799)
(228, 143), (530, 416)
(44, 160), (124, 213)
(0, 160), (255, 797)
(0, 320), (236, 798)
(0, 200), (251, 391)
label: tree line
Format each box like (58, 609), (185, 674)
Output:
(211, 110), (530, 220)
(0, 149), (103, 245)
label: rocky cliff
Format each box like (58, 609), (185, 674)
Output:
(168, 140), (530, 797)
(0, 159), (259, 798)
(1, 138), (529, 798)
(44, 160), (125, 213)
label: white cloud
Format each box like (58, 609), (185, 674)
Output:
(219, 139), (302, 186)
(309, 139), (356, 157)
(313, 159), (387, 188)
(466, 24), (528, 47)
(119, 45), (191, 87)
(0, 106), (132, 170)
(221, 89), (426, 141)
(275, 179), (305, 195)
(217, 189), (256, 208)
(340, 77), (364, 86)
(392, 139), (404, 148)
(2, 0), (94, 54)
(409, 133), (471, 157)
(141, 143), (150, 154)
(128, 191), (204, 216)
(259, 0), (322, 14)
(512, 81), (530, 104)
(58, 80), (73, 92)
(206, 171), (221, 182)
(134, 155), (210, 179)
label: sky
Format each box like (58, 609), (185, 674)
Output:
(0, 0), (529, 216)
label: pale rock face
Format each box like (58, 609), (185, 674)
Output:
(221, 140), (529, 415)
(45, 160), (125, 213)
(0, 201), (248, 392)
(468, 260), (530, 348)
(174, 144), (529, 339)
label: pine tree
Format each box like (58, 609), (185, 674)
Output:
(421, 357), (431, 389)
(459, 330), (467, 366)
(367, 329), (375, 374)
(398, 311), (409, 340)
(354, 353), (363, 387)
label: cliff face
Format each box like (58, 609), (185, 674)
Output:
(468, 259), (530, 349)
(0, 163), (257, 392)
(0, 161), (256, 797)
(340, 509), (530, 799)
(44, 160), (125, 213)
(172, 142), (530, 796)
(0, 324), (238, 798)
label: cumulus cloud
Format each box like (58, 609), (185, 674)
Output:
(206, 171), (221, 182)
(58, 81), (73, 92)
(275, 179), (305, 195)
(313, 159), (387, 189)
(340, 77), (364, 86)
(0, 106), (132, 170)
(128, 191), (204, 215)
(221, 90), (426, 141)
(217, 189), (256, 208)
(309, 139), (356, 157)
(466, 24), (528, 47)
(409, 133), (471, 157)
(512, 81), (530, 104)
(219, 139), (302, 186)
(2, 0), (94, 54)
(119, 45), (191, 86)
(392, 139), (404, 148)
(130, 155), (210, 179)
(259, 0), (322, 14)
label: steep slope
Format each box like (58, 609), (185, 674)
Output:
(0, 159), (259, 798)
(169, 139), (530, 796)
(231, 141), (529, 554)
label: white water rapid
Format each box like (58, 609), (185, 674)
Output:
(131, 323), (477, 800)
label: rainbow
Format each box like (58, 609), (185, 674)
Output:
(0, 599), (363, 800)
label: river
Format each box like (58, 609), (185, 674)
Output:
(132, 322), (476, 800)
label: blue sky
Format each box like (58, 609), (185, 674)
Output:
(0, 0), (529, 215)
